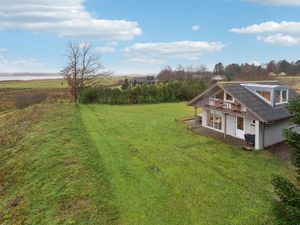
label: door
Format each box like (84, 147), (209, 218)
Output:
(236, 116), (245, 139)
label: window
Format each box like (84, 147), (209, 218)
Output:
(237, 117), (244, 130)
(225, 93), (233, 102)
(282, 90), (287, 102)
(210, 90), (224, 100)
(207, 109), (222, 130)
(257, 91), (271, 102)
(251, 120), (256, 126)
(275, 89), (288, 104)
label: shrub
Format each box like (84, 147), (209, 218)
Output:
(80, 79), (206, 104)
(15, 92), (47, 109)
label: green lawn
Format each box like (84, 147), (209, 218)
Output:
(0, 102), (294, 224)
(80, 103), (293, 225)
(0, 79), (67, 89)
(0, 76), (123, 89)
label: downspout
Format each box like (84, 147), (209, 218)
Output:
(194, 107), (198, 128)
(262, 122), (265, 149)
(224, 113), (227, 139)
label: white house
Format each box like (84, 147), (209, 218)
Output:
(187, 81), (298, 149)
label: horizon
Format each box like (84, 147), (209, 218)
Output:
(0, 0), (300, 74)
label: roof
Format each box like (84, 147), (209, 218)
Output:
(188, 81), (298, 122)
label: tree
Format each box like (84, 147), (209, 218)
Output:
(61, 41), (110, 107)
(121, 78), (130, 90)
(272, 96), (300, 225)
(214, 62), (225, 75)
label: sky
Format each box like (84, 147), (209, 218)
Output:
(0, 0), (300, 75)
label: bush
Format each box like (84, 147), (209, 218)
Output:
(80, 79), (206, 104)
(15, 92), (47, 109)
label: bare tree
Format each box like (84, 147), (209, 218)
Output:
(61, 41), (110, 107)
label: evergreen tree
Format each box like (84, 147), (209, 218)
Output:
(272, 96), (300, 225)
(121, 78), (129, 90)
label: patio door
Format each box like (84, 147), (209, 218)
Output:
(236, 116), (245, 139)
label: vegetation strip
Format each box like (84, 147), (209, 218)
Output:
(0, 104), (120, 224)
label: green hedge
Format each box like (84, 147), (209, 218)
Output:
(81, 79), (206, 104)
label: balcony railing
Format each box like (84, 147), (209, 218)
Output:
(208, 98), (246, 113)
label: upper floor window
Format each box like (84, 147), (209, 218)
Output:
(225, 93), (233, 102)
(275, 89), (288, 104)
(257, 91), (271, 102)
(210, 90), (224, 100)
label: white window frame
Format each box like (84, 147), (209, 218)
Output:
(255, 90), (271, 104)
(224, 92), (234, 103)
(209, 90), (223, 100)
(275, 89), (288, 105)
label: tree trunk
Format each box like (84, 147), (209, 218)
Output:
(76, 93), (80, 107)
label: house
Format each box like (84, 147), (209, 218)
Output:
(130, 76), (158, 85)
(211, 74), (225, 82)
(279, 72), (287, 76)
(187, 81), (298, 150)
(268, 72), (277, 77)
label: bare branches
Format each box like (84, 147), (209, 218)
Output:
(61, 41), (111, 106)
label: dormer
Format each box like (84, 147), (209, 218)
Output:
(241, 83), (289, 107)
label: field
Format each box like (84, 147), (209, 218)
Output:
(0, 76), (124, 89)
(0, 102), (294, 225)
(277, 76), (300, 92)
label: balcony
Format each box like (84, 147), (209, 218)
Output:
(207, 98), (246, 114)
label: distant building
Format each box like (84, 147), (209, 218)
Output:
(268, 72), (277, 77)
(211, 75), (225, 82)
(130, 76), (158, 85)
(279, 72), (287, 76)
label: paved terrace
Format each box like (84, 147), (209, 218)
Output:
(184, 119), (246, 149)
(184, 119), (290, 161)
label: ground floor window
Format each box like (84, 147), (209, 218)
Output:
(237, 116), (244, 130)
(207, 109), (222, 130)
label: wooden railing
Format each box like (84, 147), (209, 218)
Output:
(208, 98), (246, 113)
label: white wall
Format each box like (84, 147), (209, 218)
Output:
(226, 115), (236, 137)
(245, 119), (255, 135)
(264, 119), (290, 147)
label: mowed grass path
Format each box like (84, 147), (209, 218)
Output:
(80, 103), (292, 225)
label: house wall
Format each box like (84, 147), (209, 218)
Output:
(245, 119), (255, 135)
(201, 109), (225, 133)
(264, 119), (290, 147)
(202, 109), (254, 140)
(226, 115), (236, 137)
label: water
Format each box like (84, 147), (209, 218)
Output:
(0, 75), (62, 81)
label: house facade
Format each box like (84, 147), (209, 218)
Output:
(187, 81), (298, 150)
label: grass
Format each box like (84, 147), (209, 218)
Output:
(0, 102), (295, 224)
(277, 76), (300, 92)
(0, 104), (119, 224)
(0, 76), (123, 89)
(0, 79), (67, 89)
(80, 103), (293, 225)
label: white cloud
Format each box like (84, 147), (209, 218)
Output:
(245, 0), (300, 6)
(0, 0), (142, 40)
(191, 25), (200, 31)
(96, 46), (115, 53)
(230, 21), (300, 34)
(0, 48), (7, 52)
(257, 34), (300, 46)
(128, 57), (167, 65)
(124, 41), (224, 64)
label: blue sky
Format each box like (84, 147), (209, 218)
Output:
(0, 0), (299, 74)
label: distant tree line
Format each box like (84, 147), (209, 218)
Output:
(157, 65), (210, 82)
(81, 79), (206, 104)
(155, 60), (300, 83)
